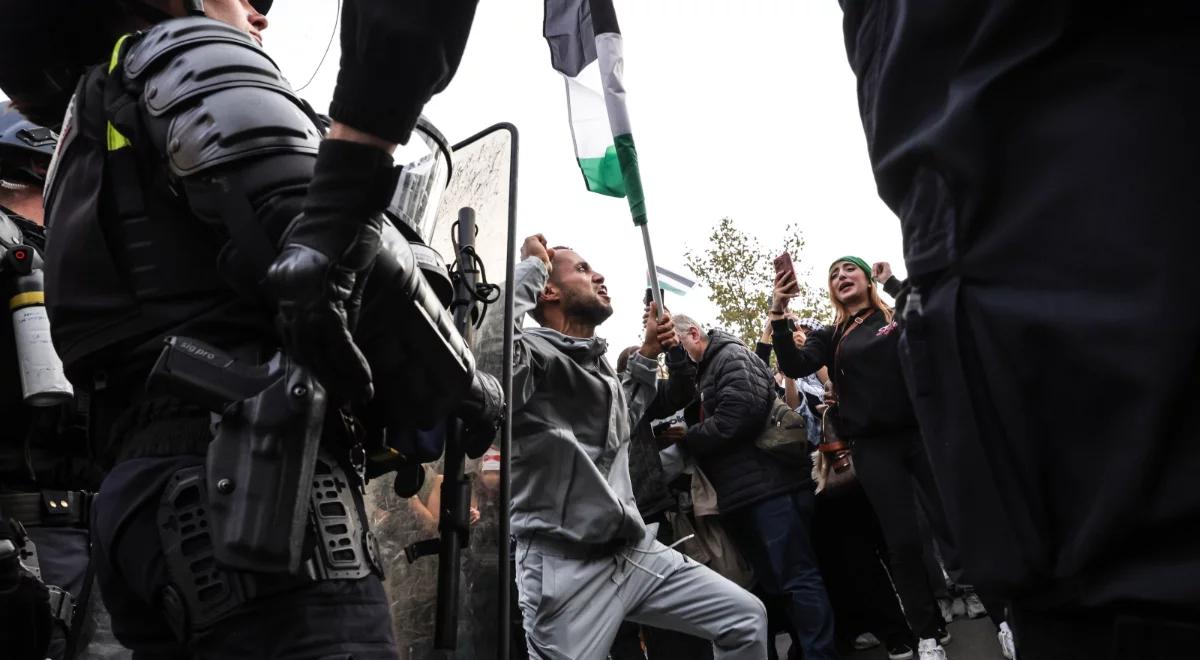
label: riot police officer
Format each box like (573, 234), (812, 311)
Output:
(0, 104), (128, 659)
(0, 1), (501, 658)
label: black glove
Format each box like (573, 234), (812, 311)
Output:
(266, 139), (398, 403)
(459, 370), (504, 459)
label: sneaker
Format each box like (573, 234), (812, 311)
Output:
(887, 641), (915, 660)
(950, 596), (967, 619)
(937, 598), (954, 624)
(964, 592), (988, 619)
(853, 632), (881, 650)
(917, 638), (947, 660)
(935, 628), (952, 646)
(998, 622), (1016, 659)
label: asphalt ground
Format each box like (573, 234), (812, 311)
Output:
(776, 616), (1008, 660)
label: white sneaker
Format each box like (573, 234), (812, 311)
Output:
(937, 598), (954, 624)
(853, 632), (881, 650)
(917, 638), (947, 660)
(963, 592), (988, 619)
(998, 622), (1016, 659)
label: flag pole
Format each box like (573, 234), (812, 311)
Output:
(587, 0), (665, 319)
(641, 224), (665, 317)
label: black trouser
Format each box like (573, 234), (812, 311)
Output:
(1009, 605), (1200, 660)
(722, 490), (838, 660)
(609, 512), (714, 660)
(92, 456), (396, 659)
(882, 12), (1200, 619)
(850, 433), (945, 640)
(24, 526), (92, 659)
(331, 0), (479, 144)
(814, 486), (912, 650)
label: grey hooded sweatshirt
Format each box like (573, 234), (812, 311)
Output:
(475, 257), (659, 545)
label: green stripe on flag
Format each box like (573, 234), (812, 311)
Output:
(578, 145), (626, 197)
(614, 133), (646, 225)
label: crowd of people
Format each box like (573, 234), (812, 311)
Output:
(486, 229), (1013, 659)
(2, 1), (1199, 659)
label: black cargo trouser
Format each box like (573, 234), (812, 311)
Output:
(330, 0), (479, 144)
(91, 455), (396, 660)
(887, 23), (1200, 658)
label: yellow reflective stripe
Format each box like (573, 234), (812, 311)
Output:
(108, 34), (130, 73)
(10, 291), (45, 310)
(107, 123), (131, 151)
(107, 34), (132, 151)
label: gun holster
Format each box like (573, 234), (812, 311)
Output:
(147, 337), (326, 574)
(156, 453), (380, 640)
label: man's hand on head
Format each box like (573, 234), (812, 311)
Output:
(520, 234), (554, 273)
(640, 302), (675, 357)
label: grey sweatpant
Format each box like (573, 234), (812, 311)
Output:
(515, 527), (768, 660)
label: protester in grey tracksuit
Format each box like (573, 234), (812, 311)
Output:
(475, 235), (767, 660)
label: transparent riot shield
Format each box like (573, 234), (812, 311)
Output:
(364, 124), (517, 660)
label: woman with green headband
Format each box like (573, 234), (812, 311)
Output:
(768, 256), (950, 660)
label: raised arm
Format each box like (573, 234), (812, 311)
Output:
(475, 247), (551, 414)
(771, 320), (833, 379)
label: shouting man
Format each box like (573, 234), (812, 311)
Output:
(475, 235), (767, 660)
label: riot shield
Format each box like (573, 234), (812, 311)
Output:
(364, 124), (517, 660)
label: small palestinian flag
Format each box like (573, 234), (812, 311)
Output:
(544, 0), (647, 225)
(648, 266), (695, 297)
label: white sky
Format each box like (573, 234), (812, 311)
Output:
(266, 1), (908, 350)
(9, 1), (909, 353)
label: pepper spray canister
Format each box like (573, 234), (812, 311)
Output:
(3, 245), (73, 406)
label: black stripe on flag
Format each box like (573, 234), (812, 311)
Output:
(588, 0), (621, 36)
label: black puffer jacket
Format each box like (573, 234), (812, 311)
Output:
(626, 346), (696, 518)
(686, 330), (808, 513)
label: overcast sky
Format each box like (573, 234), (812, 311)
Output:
(265, 1), (909, 349)
(9, 1), (909, 353)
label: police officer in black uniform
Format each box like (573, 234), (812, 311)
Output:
(838, 3), (1200, 658)
(0, 1), (501, 658)
(0, 104), (128, 660)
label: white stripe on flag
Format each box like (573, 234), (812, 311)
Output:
(564, 64), (611, 160)
(594, 33), (631, 136)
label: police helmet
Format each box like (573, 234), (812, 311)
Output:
(0, 102), (56, 185)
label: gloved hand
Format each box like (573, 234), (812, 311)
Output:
(459, 370), (504, 459)
(266, 139), (398, 404)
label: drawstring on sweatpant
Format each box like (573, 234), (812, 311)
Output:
(618, 534), (696, 580)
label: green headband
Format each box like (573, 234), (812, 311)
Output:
(831, 256), (873, 282)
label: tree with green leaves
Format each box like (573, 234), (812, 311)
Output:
(684, 217), (832, 348)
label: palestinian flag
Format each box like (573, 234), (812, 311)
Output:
(649, 266), (695, 297)
(544, 0), (647, 225)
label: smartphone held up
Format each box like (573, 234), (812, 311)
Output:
(773, 251), (801, 295)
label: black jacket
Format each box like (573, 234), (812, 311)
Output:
(686, 330), (807, 513)
(625, 346), (695, 518)
(772, 310), (916, 440)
